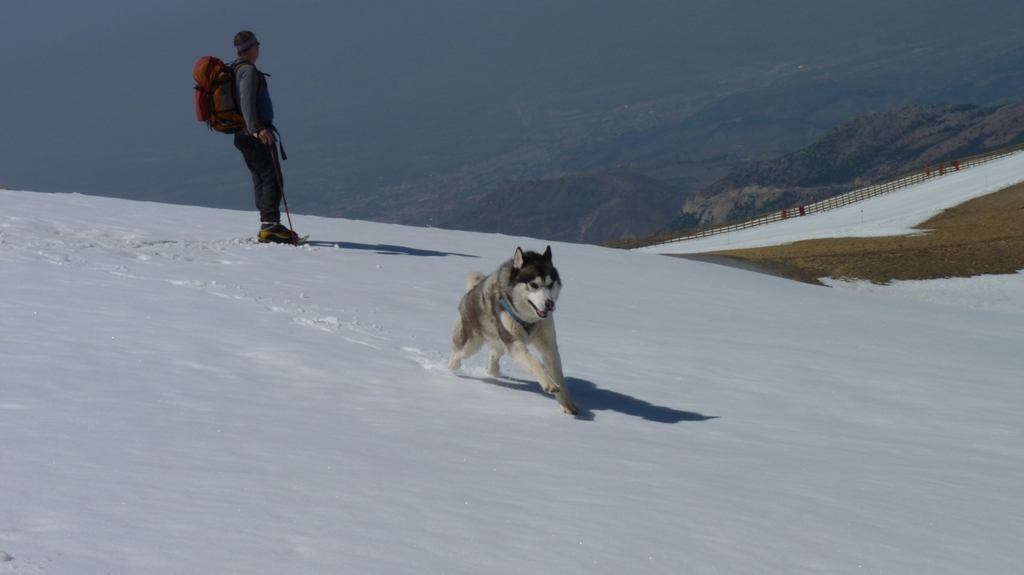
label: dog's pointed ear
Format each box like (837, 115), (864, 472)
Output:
(543, 245), (552, 261)
(513, 247), (525, 269)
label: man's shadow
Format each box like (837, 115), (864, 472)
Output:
(304, 241), (477, 258)
(460, 374), (717, 423)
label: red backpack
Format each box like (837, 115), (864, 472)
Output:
(193, 56), (245, 133)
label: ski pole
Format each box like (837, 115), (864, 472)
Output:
(267, 141), (298, 246)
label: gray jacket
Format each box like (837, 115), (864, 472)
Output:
(234, 62), (275, 136)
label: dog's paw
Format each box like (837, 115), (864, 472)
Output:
(542, 383), (560, 394)
(560, 401), (578, 416)
(447, 356), (462, 372)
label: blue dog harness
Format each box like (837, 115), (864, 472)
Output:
(499, 296), (534, 330)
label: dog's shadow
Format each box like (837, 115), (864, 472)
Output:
(460, 374), (717, 423)
(304, 240), (478, 258)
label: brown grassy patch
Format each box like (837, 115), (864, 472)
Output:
(707, 183), (1024, 284)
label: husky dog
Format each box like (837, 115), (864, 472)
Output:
(448, 246), (577, 415)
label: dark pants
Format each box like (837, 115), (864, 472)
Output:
(233, 133), (282, 224)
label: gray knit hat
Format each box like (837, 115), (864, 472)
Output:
(234, 30), (259, 54)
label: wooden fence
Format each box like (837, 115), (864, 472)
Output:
(610, 142), (1024, 250)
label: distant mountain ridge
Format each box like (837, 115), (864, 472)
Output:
(392, 101), (1024, 244)
(356, 38), (1024, 244)
(674, 102), (1024, 230)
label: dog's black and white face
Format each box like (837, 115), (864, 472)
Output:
(509, 246), (562, 321)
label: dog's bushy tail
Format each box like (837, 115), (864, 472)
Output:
(464, 271), (485, 293)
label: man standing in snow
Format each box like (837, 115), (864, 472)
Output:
(232, 30), (296, 244)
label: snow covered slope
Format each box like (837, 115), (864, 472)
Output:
(2, 188), (1022, 574)
(640, 151), (1024, 254)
